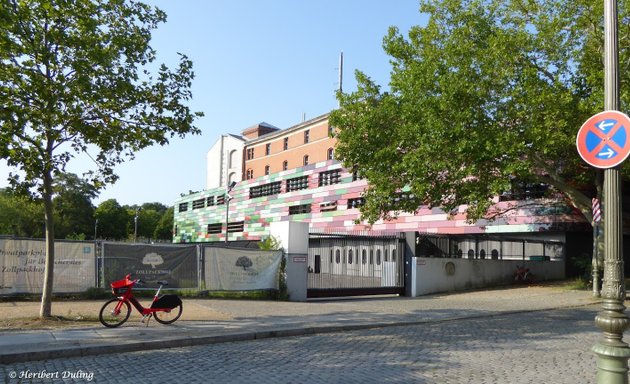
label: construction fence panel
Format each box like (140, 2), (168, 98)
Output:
(203, 246), (283, 291)
(101, 243), (199, 289)
(0, 238), (95, 294)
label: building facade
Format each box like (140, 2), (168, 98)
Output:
(243, 114), (334, 180)
(175, 113), (589, 253)
(205, 134), (246, 190)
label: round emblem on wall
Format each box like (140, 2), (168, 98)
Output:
(445, 262), (456, 276)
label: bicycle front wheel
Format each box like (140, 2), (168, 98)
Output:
(153, 302), (183, 325)
(99, 298), (131, 328)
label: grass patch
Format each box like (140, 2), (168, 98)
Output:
(562, 278), (590, 291)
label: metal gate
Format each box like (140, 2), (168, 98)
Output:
(307, 232), (406, 298)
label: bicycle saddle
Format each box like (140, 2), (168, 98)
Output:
(157, 281), (169, 286)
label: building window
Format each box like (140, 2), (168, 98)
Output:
(207, 223), (222, 234)
(216, 194), (225, 205)
(227, 221), (245, 233)
(246, 169), (253, 179)
(319, 201), (337, 212)
(348, 197), (365, 209)
(207, 196), (215, 206)
(265, 165), (270, 175)
(328, 125), (335, 136)
(265, 143), (271, 156)
(178, 202), (188, 212)
(283, 160), (288, 171)
(286, 176), (309, 192)
(283, 137), (289, 150)
(250, 181), (282, 198)
(289, 203), (311, 215)
(229, 149), (237, 168)
(192, 198), (205, 210)
(246, 148), (254, 160)
(303, 155), (309, 166)
(304, 129), (310, 143)
(327, 148), (334, 160)
(318, 169), (341, 186)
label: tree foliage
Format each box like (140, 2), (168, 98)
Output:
(0, 0), (202, 317)
(53, 173), (96, 239)
(95, 198), (129, 240)
(153, 206), (174, 240)
(0, 188), (43, 237)
(330, 0), (630, 224)
(126, 202), (167, 240)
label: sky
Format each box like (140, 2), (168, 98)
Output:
(0, 0), (427, 207)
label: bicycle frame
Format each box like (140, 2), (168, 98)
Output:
(113, 280), (172, 318)
(100, 274), (183, 328)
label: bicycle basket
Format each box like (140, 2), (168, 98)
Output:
(112, 286), (129, 295)
(110, 277), (134, 295)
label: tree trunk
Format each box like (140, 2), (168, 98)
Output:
(39, 168), (55, 318)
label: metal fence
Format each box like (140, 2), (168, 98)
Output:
(0, 237), (282, 295)
(415, 234), (565, 261)
(307, 232), (406, 298)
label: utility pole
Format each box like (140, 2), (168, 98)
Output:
(592, 0), (630, 382)
(134, 208), (140, 243)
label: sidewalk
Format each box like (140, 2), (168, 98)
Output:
(0, 285), (601, 364)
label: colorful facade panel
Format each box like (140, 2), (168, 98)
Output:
(173, 160), (588, 243)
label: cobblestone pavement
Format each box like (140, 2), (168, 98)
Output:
(0, 305), (608, 384)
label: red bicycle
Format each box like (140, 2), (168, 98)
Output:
(514, 265), (534, 284)
(99, 274), (183, 328)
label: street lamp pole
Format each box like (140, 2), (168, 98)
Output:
(134, 208), (140, 243)
(224, 181), (236, 244)
(592, 0), (630, 382)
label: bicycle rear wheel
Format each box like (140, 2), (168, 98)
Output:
(99, 298), (131, 327)
(153, 302), (183, 324)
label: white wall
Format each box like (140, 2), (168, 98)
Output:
(206, 134), (245, 190)
(412, 258), (565, 296)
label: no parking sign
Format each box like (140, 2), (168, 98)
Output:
(576, 110), (630, 168)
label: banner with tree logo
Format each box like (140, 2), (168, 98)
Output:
(204, 247), (282, 291)
(102, 243), (198, 288)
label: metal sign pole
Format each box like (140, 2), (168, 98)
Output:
(592, 0), (630, 382)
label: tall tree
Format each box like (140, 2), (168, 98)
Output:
(153, 206), (174, 241)
(125, 202), (166, 241)
(0, 0), (203, 317)
(53, 173), (97, 239)
(95, 199), (129, 240)
(330, 0), (629, 225)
